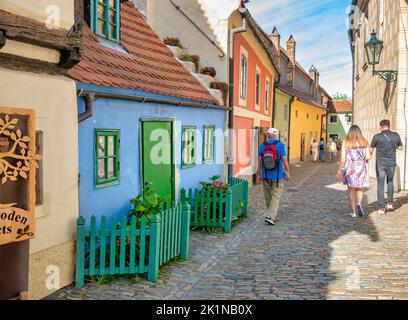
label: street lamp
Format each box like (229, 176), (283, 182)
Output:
(364, 30), (397, 82)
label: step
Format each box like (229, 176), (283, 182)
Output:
(208, 88), (224, 105)
(193, 73), (214, 88)
(166, 45), (184, 59)
(177, 59), (196, 73)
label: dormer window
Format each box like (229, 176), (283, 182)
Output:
(91, 0), (120, 42)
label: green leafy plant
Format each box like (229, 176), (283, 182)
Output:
(127, 181), (170, 223)
(235, 200), (246, 215)
(199, 175), (229, 193)
(163, 37), (183, 48)
(181, 53), (193, 62)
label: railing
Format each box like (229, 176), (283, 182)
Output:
(180, 177), (249, 233)
(75, 203), (191, 288)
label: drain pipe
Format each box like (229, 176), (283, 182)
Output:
(78, 91), (95, 123)
(228, 7), (248, 178)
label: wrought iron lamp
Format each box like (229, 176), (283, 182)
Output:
(364, 30), (397, 82)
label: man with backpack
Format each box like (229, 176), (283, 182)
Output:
(370, 119), (403, 215)
(257, 128), (290, 225)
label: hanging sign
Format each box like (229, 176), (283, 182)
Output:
(0, 107), (41, 245)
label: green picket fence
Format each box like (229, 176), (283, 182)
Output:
(75, 203), (191, 288)
(180, 177), (249, 233)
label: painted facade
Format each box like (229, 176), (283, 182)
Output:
(73, 2), (225, 224)
(327, 99), (353, 141)
(268, 28), (330, 163)
(231, 9), (279, 177)
(349, 0), (408, 190)
(0, 0), (81, 299)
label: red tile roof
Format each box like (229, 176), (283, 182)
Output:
(329, 99), (353, 113)
(69, 1), (217, 104)
(277, 83), (326, 109)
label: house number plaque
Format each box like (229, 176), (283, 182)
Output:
(0, 107), (41, 245)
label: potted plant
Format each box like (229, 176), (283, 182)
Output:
(210, 81), (229, 105)
(163, 37), (183, 49)
(200, 67), (216, 78)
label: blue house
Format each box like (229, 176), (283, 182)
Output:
(70, 1), (226, 221)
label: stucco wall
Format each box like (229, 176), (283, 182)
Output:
(327, 113), (351, 141)
(145, 0), (240, 82)
(274, 90), (292, 154)
(0, 67), (79, 298)
(352, 0), (408, 189)
(289, 99), (325, 163)
(78, 88), (226, 222)
(0, 0), (74, 29)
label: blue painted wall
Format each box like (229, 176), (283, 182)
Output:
(78, 84), (226, 222)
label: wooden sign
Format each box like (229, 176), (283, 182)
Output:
(0, 107), (41, 245)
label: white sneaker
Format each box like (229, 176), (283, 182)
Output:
(386, 203), (393, 211)
(349, 213), (357, 218)
(378, 208), (386, 215)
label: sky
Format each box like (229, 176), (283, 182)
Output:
(246, 0), (353, 97)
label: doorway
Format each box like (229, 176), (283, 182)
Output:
(141, 120), (174, 202)
(300, 133), (306, 162)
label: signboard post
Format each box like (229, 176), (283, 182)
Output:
(0, 107), (41, 299)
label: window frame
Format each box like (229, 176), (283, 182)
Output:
(91, 0), (121, 42)
(94, 129), (120, 188)
(265, 78), (270, 113)
(202, 125), (215, 163)
(255, 66), (261, 109)
(239, 48), (248, 104)
(329, 115), (338, 124)
(181, 126), (197, 169)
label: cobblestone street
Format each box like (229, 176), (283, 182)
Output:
(48, 160), (408, 300)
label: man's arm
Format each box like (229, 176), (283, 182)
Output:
(282, 156), (290, 179)
(369, 135), (377, 155)
(397, 134), (404, 151)
(257, 156), (262, 176)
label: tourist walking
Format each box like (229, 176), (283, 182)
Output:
(370, 119), (403, 215)
(311, 139), (319, 162)
(336, 125), (370, 218)
(328, 139), (337, 163)
(319, 138), (326, 162)
(257, 128), (290, 225)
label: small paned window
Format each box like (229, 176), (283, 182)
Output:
(92, 0), (120, 42)
(95, 129), (120, 187)
(203, 126), (215, 163)
(330, 115), (338, 123)
(255, 72), (261, 105)
(182, 126), (196, 168)
(265, 80), (270, 111)
(240, 55), (248, 100)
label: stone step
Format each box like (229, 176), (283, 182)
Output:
(208, 88), (224, 105)
(193, 73), (214, 88)
(177, 59), (196, 73)
(166, 45), (184, 59)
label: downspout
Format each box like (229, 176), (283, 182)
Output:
(287, 96), (295, 163)
(271, 78), (279, 127)
(228, 8), (248, 179)
(78, 92), (95, 123)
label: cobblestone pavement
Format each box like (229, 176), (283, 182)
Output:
(47, 160), (408, 300)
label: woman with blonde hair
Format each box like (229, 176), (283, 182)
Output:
(336, 125), (371, 218)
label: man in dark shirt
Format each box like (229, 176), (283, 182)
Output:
(370, 119), (403, 214)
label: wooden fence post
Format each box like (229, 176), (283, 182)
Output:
(180, 202), (191, 259)
(75, 216), (86, 288)
(224, 188), (232, 233)
(243, 180), (249, 217)
(148, 214), (161, 282)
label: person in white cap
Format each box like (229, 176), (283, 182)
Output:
(257, 128), (290, 225)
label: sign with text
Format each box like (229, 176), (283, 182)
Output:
(0, 107), (41, 245)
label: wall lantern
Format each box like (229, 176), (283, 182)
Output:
(364, 30), (397, 82)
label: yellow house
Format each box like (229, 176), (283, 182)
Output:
(268, 30), (330, 163)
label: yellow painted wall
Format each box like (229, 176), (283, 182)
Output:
(0, 0), (74, 29)
(289, 99), (325, 163)
(0, 67), (78, 299)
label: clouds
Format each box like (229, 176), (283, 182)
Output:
(247, 0), (352, 96)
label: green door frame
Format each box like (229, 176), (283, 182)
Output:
(139, 118), (176, 202)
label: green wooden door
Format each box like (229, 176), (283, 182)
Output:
(141, 121), (173, 201)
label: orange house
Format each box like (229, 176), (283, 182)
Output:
(231, 9), (279, 177)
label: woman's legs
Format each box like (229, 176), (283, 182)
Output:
(348, 188), (356, 214)
(356, 188), (364, 205)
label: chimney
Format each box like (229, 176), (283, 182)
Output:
(269, 27), (281, 69)
(309, 65), (320, 100)
(286, 35), (296, 87)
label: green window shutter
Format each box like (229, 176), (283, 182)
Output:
(95, 129), (120, 187)
(181, 126), (196, 169)
(203, 126), (215, 163)
(91, 0), (120, 42)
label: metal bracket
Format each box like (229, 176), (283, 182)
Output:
(373, 70), (398, 83)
